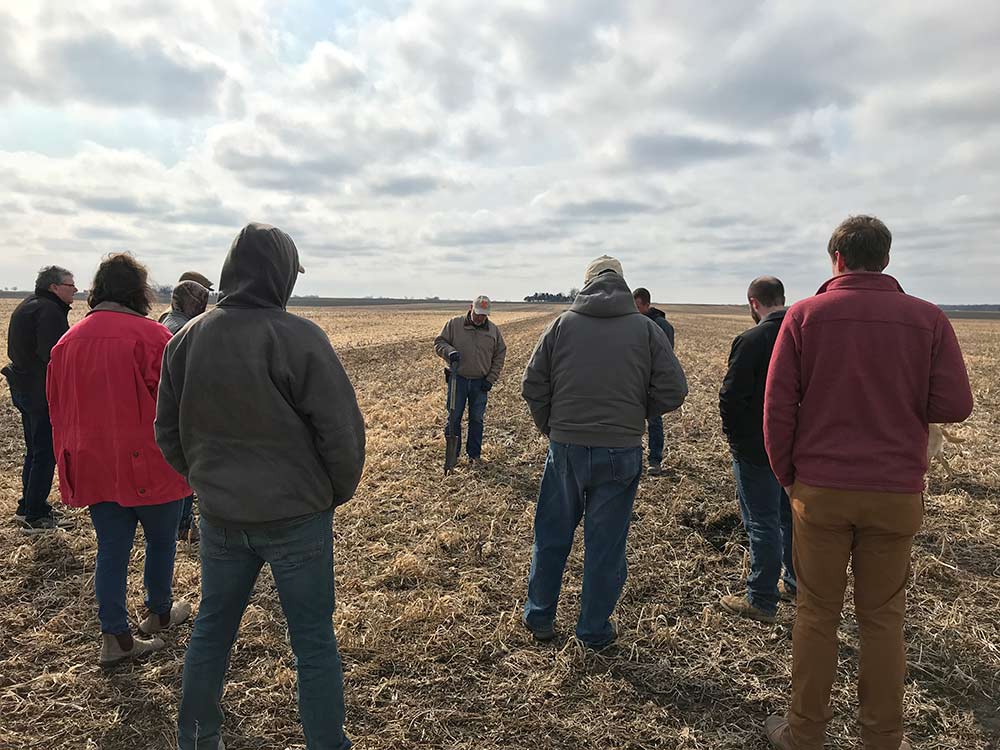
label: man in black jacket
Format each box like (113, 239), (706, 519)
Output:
(2, 266), (76, 532)
(718, 276), (795, 623)
(633, 288), (675, 475)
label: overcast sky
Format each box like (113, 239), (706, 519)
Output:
(1, 1), (998, 304)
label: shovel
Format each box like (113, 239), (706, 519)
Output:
(444, 369), (460, 475)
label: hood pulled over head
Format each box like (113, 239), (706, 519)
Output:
(217, 223), (304, 309)
(171, 280), (210, 319)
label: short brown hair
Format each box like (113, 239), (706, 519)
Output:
(747, 276), (784, 307)
(827, 215), (892, 272)
(88, 253), (156, 316)
(633, 287), (651, 305)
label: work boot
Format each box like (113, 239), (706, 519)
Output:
(138, 600), (193, 636)
(720, 594), (776, 624)
(99, 632), (165, 668)
(764, 715), (795, 749)
(646, 462), (663, 476)
(521, 615), (556, 643)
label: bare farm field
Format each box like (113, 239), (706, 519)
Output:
(0, 299), (998, 749)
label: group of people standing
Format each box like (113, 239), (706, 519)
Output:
(2, 215), (976, 750)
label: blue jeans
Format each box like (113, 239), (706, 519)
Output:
(731, 454), (795, 615)
(178, 495), (195, 532)
(445, 374), (489, 459)
(11, 390), (55, 521)
(647, 415), (664, 465)
(524, 441), (643, 645)
(89, 500), (184, 634)
(178, 511), (350, 750)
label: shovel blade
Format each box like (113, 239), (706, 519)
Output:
(444, 435), (460, 474)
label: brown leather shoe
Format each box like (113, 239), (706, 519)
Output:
(720, 594), (776, 623)
(764, 715), (795, 750)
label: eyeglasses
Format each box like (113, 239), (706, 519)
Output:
(55, 283), (77, 290)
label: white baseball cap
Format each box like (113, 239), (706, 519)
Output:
(473, 295), (492, 316)
(584, 255), (624, 285)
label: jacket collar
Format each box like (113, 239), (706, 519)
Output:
(816, 272), (905, 295)
(87, 301), (147, 318)
(463, 312), (490, 330)
(36, 289), (71, 313)
(760, 309), (787, 325)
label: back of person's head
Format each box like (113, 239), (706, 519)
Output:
(584, 255), (624, 285)
(827, 215), (892, 272)
(172, 280), (210, 318)
(88, 253), (155, 316)
(218, 223), (304, 310)
(747, 276), (785, 307)
(35, 265), (72, 293)
(633, 287), (651, 305)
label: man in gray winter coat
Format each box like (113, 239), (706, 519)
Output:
(156, 223), (365, 750)
(521, 255), (688, 648)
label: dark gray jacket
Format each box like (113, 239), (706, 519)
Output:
(155, 223), (366, 528)
(521, 272), (688, 448)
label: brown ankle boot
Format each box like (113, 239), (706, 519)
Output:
(99, 632), (164, 667)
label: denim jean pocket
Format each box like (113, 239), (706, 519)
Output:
(608, 447), (642, 484)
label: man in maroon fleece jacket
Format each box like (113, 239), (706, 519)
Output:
(762, 215), (973, 750)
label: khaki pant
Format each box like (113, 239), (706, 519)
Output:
(788, 482), (923, 750)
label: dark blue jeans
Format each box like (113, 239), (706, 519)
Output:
(647, 415), (664, 465)
(445, 374), (489, 459)
(11, 390), (55, 521)
(178, 495), (195, 532)
(89, 500), (183, 634)
(524, 441), (643, 646)
(731, 454), (795, 615)
(178, 511), (350, 750)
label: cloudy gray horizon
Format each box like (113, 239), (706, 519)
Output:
(1, 1), (998, 305)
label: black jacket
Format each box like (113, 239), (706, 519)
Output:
(719, 310), (786, 464)
(644, 307), (675, 348)
(156, 223), (366, 529)
(3, 291), (71, 402)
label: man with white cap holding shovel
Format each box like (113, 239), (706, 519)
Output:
(521, 256), (688, 648)
(435, 295), (507, 466)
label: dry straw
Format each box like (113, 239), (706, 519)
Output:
(0, 301), (997, 749)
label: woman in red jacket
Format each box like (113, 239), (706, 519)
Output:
(47, 253), (193, 667)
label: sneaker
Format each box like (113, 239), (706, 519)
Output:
(20, 515), (71, 534)
(779, 580), (797, 604)
(646, 462), (663, 476)
(138, 600), (193, 636)
(763, 715), (794, 750)
(15, 507), (65, 524)
(720, 594), (776, 624)
(99, 632), (165, 668)
(521, 615), (556, 643)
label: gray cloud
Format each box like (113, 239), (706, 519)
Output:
(427, 222), (566, 247)
(555, 198), (657, 218)
(625, 132), (761, 170)
(372, 174), (447, 196)
(35, 30), (230, 117)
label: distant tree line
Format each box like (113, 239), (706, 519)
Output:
(524, 288), (579, 303)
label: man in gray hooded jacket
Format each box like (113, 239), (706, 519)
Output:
(521, 255), (688, 648)
(156, 223), (364, 750)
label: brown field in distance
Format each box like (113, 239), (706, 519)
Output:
(0, 298), (998, 749)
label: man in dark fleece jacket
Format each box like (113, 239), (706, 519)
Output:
(761, 216), (973, 750)
(632, 287), (675, 475)
(156, 223), (365, 750)
(2, 265), (76, 531)
(521, 255), (687, 649)
(718, 276), (795, 625)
